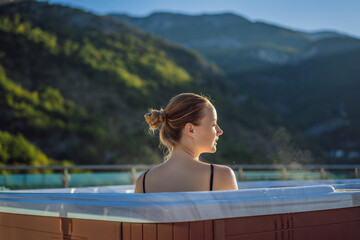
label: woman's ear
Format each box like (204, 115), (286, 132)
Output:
(184, 122), (195, 138)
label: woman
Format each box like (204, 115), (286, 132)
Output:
(134, 93), (238, 193)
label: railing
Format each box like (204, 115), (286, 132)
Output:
(0, 164), (154, 188)
(1, 164), (360, 188)
(231, 164), (360, 182)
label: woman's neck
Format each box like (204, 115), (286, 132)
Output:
(168, 145), (200, 164)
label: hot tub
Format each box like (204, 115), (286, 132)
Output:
(0, 180), (359, 240)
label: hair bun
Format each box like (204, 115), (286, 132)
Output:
(144, 109), (166, 129)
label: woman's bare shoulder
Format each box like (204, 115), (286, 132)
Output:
(213, 164), (238, 191)
(134, 172), (145, 194)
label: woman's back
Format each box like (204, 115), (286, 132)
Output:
(135, 160), (237, 193)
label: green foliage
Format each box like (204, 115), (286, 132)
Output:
(0, 14), (59, 54)
(0, 130), (49, 165)
(0, 9), (198, 105)
(63, 39), (79, 56)
(40, 87), (67, 113)
(0, 64), (121, 164)
(76, 36), (192, 90)
(0, 65), (79, 131)
(0, 2), (318, 166)
(139, 52), (191, 84)
(0, 130), (72, 173)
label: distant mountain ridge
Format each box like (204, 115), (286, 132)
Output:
(108, 11), (360, 163)
(229, 48), (360, 163)
(108, 12), (360, 73)
(0, 1), (318, 165)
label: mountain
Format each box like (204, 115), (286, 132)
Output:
(305, 31), (349, 40)
(108, 11), (360, 163)
(109, 12), (360, 74)
(0, 1), (318, 166)
(228, 49), (360, 163)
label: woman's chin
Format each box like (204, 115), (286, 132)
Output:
(202, 145), (217, 153)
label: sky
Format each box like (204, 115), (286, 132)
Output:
(42, 0), (360, 38)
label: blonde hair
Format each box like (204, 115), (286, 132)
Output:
(144, 93), (211, 160)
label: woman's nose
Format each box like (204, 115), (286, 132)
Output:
(216, 125), (223, 136)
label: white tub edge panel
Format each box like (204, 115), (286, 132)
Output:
(1, 184), (360, 223)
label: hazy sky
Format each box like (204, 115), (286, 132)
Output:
(43, 0), (360, 38)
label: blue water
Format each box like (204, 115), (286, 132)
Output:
(0, 170), (356, 190)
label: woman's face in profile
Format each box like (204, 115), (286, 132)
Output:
(194, 105), (223, 154)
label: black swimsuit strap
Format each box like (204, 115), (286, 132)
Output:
(143, 169), (150, 193)
(210, 164), (214, 191)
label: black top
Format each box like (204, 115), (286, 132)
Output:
(143, 164), (214, 193)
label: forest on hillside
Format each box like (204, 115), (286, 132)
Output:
(0, 2), (332, 168)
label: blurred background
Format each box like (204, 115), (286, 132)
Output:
(0, 0), (359, 189)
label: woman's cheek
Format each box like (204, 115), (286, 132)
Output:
(212, 127), (217, 135)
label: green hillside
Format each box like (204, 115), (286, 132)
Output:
(112, 11), (360, 163)
(0, 1), (318, 166)
(0, 129), (71, 173)
(0, 63), (125, 165)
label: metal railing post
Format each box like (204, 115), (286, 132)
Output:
(281, 167), (287, 180)
(62, 168), (70, 188)
(320, 168), (326, 179)
(238, 168), (244, 181)
(355, 168), (359, 179)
